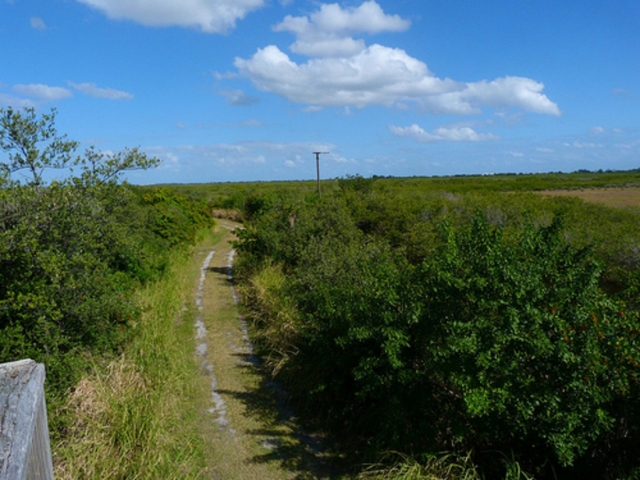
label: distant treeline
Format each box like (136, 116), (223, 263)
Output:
(161, 168), (640, 211)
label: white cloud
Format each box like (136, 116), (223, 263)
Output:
(389, 124), (499, 143)
(192, 119), (262, 128)
(236, 44), (456, 110)
(0, 93), (37, 108)
(212, 71), (239, 81)
(589, 126), (605, 136)
(218, 89), (259, 106)
(234, 1), (560, 116)
(275, 0), (410, 57)
(148, 141), (336, 169)
(459, 77), (560, 116)
(304, 1), (409, 34)
(75, 0), (265, 34)
(30, 17), (46, 30)
(566, 141), (603, 149)
(12, 84), (73, 101)
(69, 82), (133, 100)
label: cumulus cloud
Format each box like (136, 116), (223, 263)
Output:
(236, 44), (453, 109)
(235, 2), (560, 116)
(459, 77), (560, 115)
(75, 0), (264, 34)
(12, 84), (73, 101)
(389, 124), (499, 143)
(30, 17), (47, 30)
(275, 0), (410, 57)
(236, 45), (559, 115)
(68, 82), (133, 100)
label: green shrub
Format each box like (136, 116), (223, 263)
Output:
(136, 186), (214, 248)
(235, 189), (640, 477)
(409, 214), (639, 469)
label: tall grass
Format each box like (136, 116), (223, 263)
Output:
(358, 452), (534, 480)
(52, 234), (216, 479)
(239, 261), (301, 376)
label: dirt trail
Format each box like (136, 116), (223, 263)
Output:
(191, 221), (336, 480)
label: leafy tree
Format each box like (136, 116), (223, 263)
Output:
(0, 107), (196, 415)
(0, 107), (77, 187)
(75, 146), (160, 187)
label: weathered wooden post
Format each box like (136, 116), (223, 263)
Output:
(0, 359), (54, 480)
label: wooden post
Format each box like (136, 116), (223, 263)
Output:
(0, 359), (54, 480)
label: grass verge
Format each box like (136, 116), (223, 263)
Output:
(52, 228), (225, 479)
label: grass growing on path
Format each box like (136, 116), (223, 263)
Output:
(195, 221), (339, 479)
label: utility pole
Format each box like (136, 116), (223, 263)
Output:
(313, 152), (329, 196)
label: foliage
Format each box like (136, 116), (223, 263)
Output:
(0, 107), (78, 187)
(53, 245), (211, 479)
(410, 214), (639, 468)
(358, 452), (486, 480)
(233, 184), (640, 478)
(357, 451), (534, 480)
(0, 179), (142, 399)
(135, 186), (214, 248)
(0, 107), (213, 421)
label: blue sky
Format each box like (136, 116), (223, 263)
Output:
(1, 0), (638, 184)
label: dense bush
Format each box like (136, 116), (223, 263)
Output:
(0, 107), (214, 413)
(135, 186), (214, 249)
(235, 186), (640, 478)
(410, 215), (639, 471)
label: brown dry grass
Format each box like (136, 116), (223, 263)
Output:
(211, 208), (243, 222)
(537, 187), (640, 208)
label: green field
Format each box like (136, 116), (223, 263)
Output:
(160, 169), (640, 204)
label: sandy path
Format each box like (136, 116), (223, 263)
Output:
(191, 221), (336, 480)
